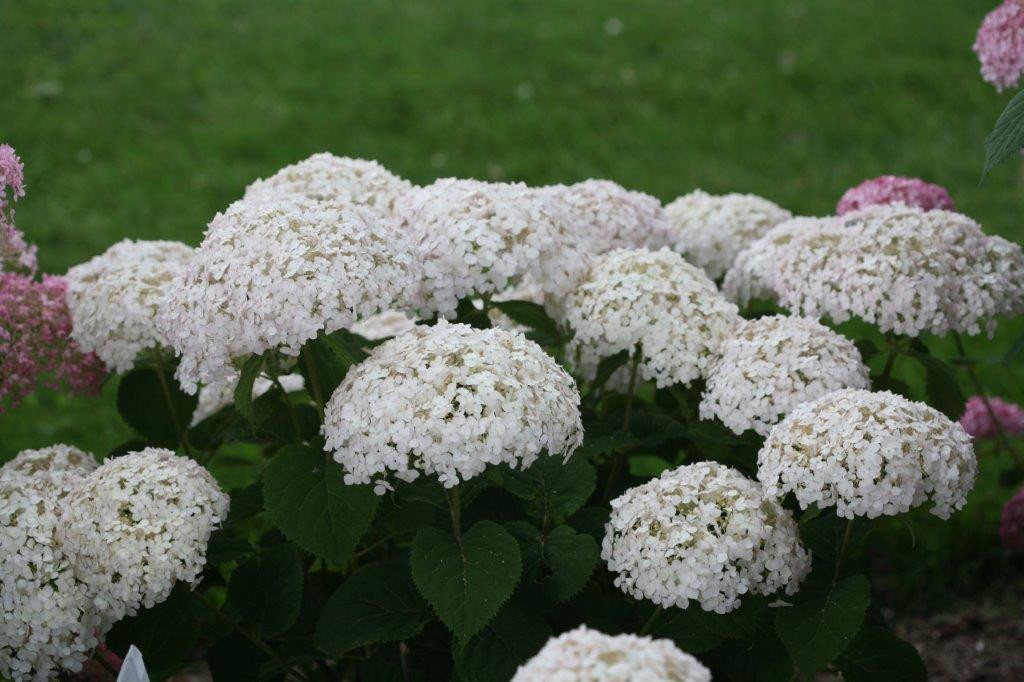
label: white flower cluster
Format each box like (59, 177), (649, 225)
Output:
(511, 625), (711, 682)
(191, 373), (306, 426)
(757, 389), (977, 519)
(664, 190), (792, 280)
(159, 194), (419, 392)
(1, 446), (102, 682)
(543, 179), (668, 252)
(398, 178), (586, 316)
(773, 206), (1024, 336)
(603, 462), (810, 614)
(322, 321), (583, 493)
(350, 309), (418, 340)
(700, 315), (870, 436)
(244, 152), (413, 216)
(721, 217), (836, 306)
(58, 448), (229, 619)
(565, 248), (741, 388)
(65, 239), (194, 372)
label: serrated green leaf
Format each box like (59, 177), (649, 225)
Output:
(501, 453), (596, 523)
(116, 366), (197, 447)
(837, 623), (927, 682)
(263, 445), (380, 565)
(983, 87), (1024, 178)
(775, 574), (871, 676)
(234, 354), (265, 423)
(411, 520), (522, 642)
(909, 350), (965, 420)
(506, 523), (599, 603)
(228, 543), (304, 639)
(491, 300), (563, 343)
(455, 601), (551, 682)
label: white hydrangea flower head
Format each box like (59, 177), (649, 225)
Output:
(244, 152), (413, 216)
(64, 239), (194, 373)
(544, 179), (668, 252)
(57, 448), (229, 620)
(721, 217), (837, 306)
(511, 625), (711, 682)
(0, 443), (97, 482)
(322, 321), (584, 493)
(159, 194), (419, 392)
(398, 178), (579, 317)
(699, 315), (870, 436)
(565, 248), (741, 388)
(350, 310), (418, 340)
(191, 373), (305, 426)
(1, 472), (106, 682)
(757, 389), (977, 519)
(603, 461), (810, 614)
(773, 205), (1024, 336)
(664, 190), (792, 280)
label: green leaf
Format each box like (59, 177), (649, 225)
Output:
(315, 559), (433, 656)
(837, 623), (927, 682)
(1003, 329), (1024, 366)
(628, 454), (673, 478)
(224, 482), (264, 528)
(206, 633), (270, 682)
(507, 523), (599, 602)
(500, 453), (596, 523)
(491, 300), (563, 343)
(411, 520), (522, 642)
(116, 366), (197, 446)
(207, 529), (255, 564)
(589, 350), (629, 393)
(105, 583), (208, 680)
(228, 543), (304, 639)
(983, 87), (1024, 179)
(455, 601), (551, 682)
(263, 445), (380, 565)
(234, 354), (265, 423)
(652, 596), (770, 654)
(909, 350), (965, 420)
(775, 574), (871, 676)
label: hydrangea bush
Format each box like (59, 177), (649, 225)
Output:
(5, 145), (1024, 682)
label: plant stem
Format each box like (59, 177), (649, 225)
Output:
(602, 345), (643, 501)
(448, 486), (462, 541)
(91, 648), (119, 678)
(269, 370), (303, 441)
(639, 606), (663, 636)
(879, 343), (899, 383)
(301, 345), (326, 418)
(153, 346), (197, 458)
(832, 518), (855, 585)
(953, 333), (1024, 469)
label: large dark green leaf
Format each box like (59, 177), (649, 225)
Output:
(507, 523), (599, 603)
(234, 354), (265, 423)
(775, 574), (871, 676)
(411, 520), (522, 642)
(263, 445), (380, 565)
(500, 453), (596, 523)
(837, 623), (927, 682)
(491, 300), (563, 344)
(206, 633), (270, 682)
(455, 601), (551, 682)
(315, 559), (433, 655)
(909, 350), (965, 420)
(299, 330), (369, 402)
(983, 87), (1024, 178)
(588, 350), (629, 393)
(117, 366), (197, 446)
(228, 543), (304, 639)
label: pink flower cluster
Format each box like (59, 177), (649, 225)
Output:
(0, 272), (106, 411)
(974, 0), (1024, 92)
(836, 175), (955, 216)
(1000, 486), (1024, 552)
(0, 143), (36, 273)
(959, 395), (1024, 439)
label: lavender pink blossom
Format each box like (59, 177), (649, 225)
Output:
(836, 175), (954, 216)
(1, 143), (37, 273)
(974, 0), (1024, 92)
(0, 273), (106, 411)
(1000, 486), (1024, 552)
(959, 395), (1024, 439)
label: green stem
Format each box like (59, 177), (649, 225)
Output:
(153, 347), (196, 458)
(603, 345), (643, 501)
(448, 487), (462, 541)
(639, 606), (663, 636)
(91, 648), (119, 677)
(301, 346), (326, 418)
(879, 345), (899, 383)
(269, 367), (303, 441)
(832, 518), (855, 585)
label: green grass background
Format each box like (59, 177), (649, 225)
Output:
(2, 0), (1023, 608)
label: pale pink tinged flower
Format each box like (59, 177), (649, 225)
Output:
(1001, 487), (1024, 552)
(959, 395), (1024, 439)
(0, 273), (106, 411)
(0, 144), (35, 274)
(974, 0), (1024, 92)
(0, 144), (25, 206)
(836, 175), (954, 216)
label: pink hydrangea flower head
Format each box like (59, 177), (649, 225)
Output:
(0, 143), (36, 273)
(1000, 486), (1024, 552)
(974, 0), (1024, 92)
(836, 175), (955, 216)
(959, 395), (1024, 439)
(0, 143), (25, 206)
(0, 272), (105, 411)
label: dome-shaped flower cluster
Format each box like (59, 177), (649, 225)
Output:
(58, 448), (229, 619)
(773, 205), (1024, 336)
(565, 248), (741, 388)
(0, 443), (97, 479)
(664, 190), (792, 280)
(959, 395), (1024, 439)
(1000, 486), (1024, 552)
(398, 178), (584, 316)
(65, 239), (194, 373)
(758, 389), (977, 519)
(322, 321), (583, 493)
(543, 179), (668, 253)
(244, 152), (413, 216)
(511, 626), (711, 682)
(159, 194), (419, 392)
(974, 0), (1024, 92)
(835, 175), (954, 216)
(700, 315), (870, 436)
(602, 462), (810, 614)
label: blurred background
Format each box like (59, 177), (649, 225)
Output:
(2, 0), (1022, 675)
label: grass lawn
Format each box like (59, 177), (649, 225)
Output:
(2, 0), (1023, 606)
